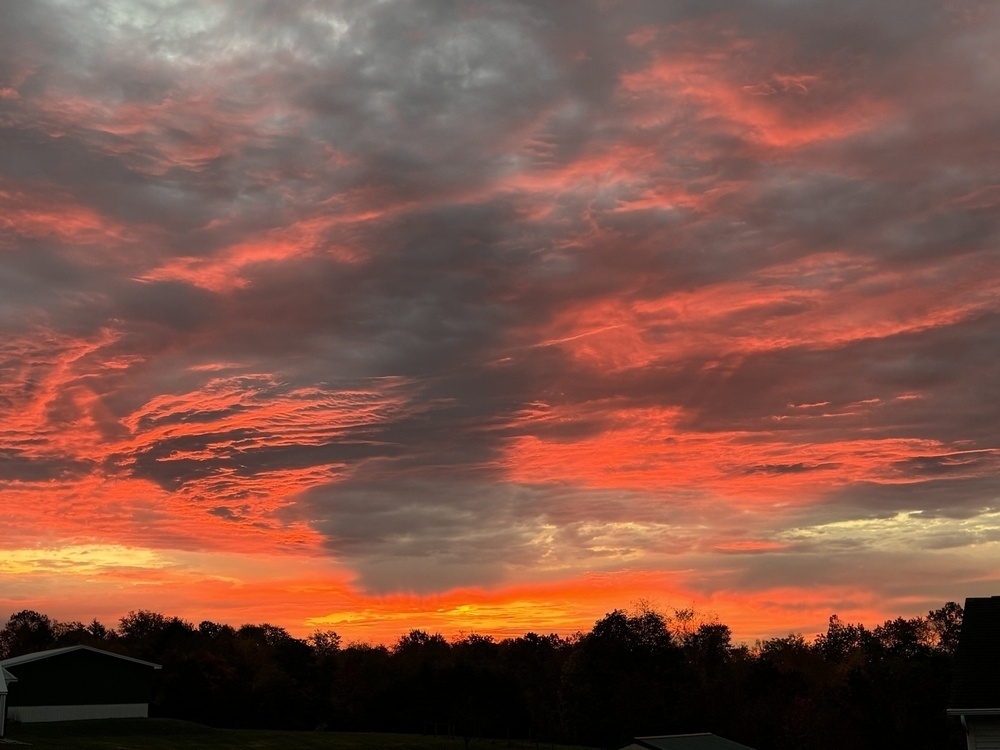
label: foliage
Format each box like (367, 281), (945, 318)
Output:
(0, 602), (969, 750)
(0, 609), (56, 657)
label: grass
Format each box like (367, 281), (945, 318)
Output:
(3, 719), (590, 750)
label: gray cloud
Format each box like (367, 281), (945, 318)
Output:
(1, 0), (999, 614)
(0, 450), (94, 484)
(293, 479), (552, 592)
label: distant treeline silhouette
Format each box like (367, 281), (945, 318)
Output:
(0, 603), (966, 750)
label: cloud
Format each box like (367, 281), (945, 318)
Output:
(0, 0), (998, 642)
(0, 544), (171, 575)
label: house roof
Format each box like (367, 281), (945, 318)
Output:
(948, 596), (1000, 714)
(0, 645), (161, 671)
(629, 733), (757, 750)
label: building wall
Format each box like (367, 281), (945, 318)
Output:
(8, 703), (149, 723)
(968, 716), (1000, 750)
(4, 649), (155, 708)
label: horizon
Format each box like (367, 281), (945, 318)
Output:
(0, 596), (965, 649)
(2, 1), (999, 649)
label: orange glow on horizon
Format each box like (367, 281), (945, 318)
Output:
(0, 554), (953, 648)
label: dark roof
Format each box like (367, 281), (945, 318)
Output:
(948, 596), (1000, 714)
(630, 733), (756, 750)
(0, 645), (161, 671)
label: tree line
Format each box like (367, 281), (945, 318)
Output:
(0, 602), (967, 750)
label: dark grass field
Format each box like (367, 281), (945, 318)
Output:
(3, 719), (591, 750)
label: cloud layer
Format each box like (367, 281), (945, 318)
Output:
(2, 0), (999, 641)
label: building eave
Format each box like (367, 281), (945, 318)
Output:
(0, 645), (161, 670)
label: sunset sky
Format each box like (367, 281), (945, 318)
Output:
(2, 0), (999, 645)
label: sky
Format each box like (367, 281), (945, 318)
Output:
(1, 0), (999, 645)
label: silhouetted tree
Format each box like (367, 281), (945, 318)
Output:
(308, 629), (342, 659)
(927, 601), (963, 655)
(559, 608), (685, 746)
(86, 618), (112, 642)
(0, 610), (56, 657)
(0, 602), (969, 749)
(326, 642), (392, 730)
(498, 632), (568, 743)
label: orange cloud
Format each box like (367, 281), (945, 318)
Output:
(522, 249), (996, 375)
(619, 22), (890, 151)
(0, 179), (138, 249)
(503, 402), (994, 502)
